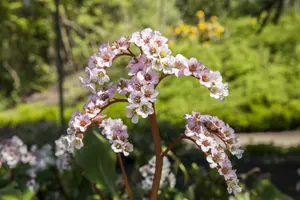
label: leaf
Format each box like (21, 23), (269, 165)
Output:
(0, 182), (33, 200)
(251, 179), (293, 200)
(74, 129), (118, 196)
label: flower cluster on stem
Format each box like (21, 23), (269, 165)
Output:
(55, 27), (240, 198)
(184, 111), (243, 195)
(139, 156), (176, 191)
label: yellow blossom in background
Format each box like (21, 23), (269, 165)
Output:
(173, 10), (226, 45)
(196, 10), (205, 18)
(168, 40), (174, 48)
(210, 16), (218, 23)
(216, 26), (224, 34)
(202, 41), (211, 47)
(175, 27), (181, 34)
(198, 21), (206, 32)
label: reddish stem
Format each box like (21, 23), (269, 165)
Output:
(161, 135), (205, 157)
(100, 98), (127, 113)
(112, 52), (132, 61)
(118, 153), (133, 200)
(155, 74), (170, 89)
(148, 107), (163, 200)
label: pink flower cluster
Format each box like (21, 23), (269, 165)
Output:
(0, 136), (32, 168)
(139, 156), (176, 191)
(184, 111), (243, 195)
(130, 28), (228, 100)
(100, 118), (133, 156)
(60, 28), (229, 167)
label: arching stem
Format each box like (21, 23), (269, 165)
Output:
(161, 135), (203, 157)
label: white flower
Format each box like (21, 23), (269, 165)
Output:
(126, 104), (139, 124)
(173, 54), (188, 77)
(136, 102), (154, 118)
(139, 156), (176, 191)
(88, 54), (104, 69)
(122, 142), (133, 156)
(141, 85), (159, 102)
(111, 140), (123, 153)
(184, 57), (200, 76)
(210, 82), (228, 101)
(196, 136), (215, 152)
(73, 113), (91, 133)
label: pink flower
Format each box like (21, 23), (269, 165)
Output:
(161, 56), (174, 74)
(141, 85), (159, 102)
(96, 86), (116, 106)
(128, 77), (143, 91)
(137, 67), (159, 85)
(173, 54), (188, 77)
(126, 104), (139, 124)
(88, 54), (104, 69)
(122, 142), (133, 156)
(83, 100), (101, 118)
(210, 82), (228, 101)
(140, 28), (154, 45)
(96, 68), (110, 85)
(227, 179), (242, 196)
(117, 78), (130, 96)
(73, 113), (91, 133)
(128, 56), (147, 76)
(196, 136), (215, 152)
(218, 159), (234, 178)
(207, 148), (226, 168)
(151, 34), (168, 47)
(199, 70), (222, 88)
(98, 42), (115, 67)
(112, 36), (129, 54)
(184, 57), (202, 76)
(128, 91), (147, 105)
(129, 32), (142, 46)
(100, 118), (134, 156)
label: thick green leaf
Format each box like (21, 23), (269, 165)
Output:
(0, 182), (34, 200)
(74, 129), (118, 196)
(251, 179), (293, 200)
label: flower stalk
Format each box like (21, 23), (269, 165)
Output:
(148, 108), (163, 200)
(117, 153), (133, 200)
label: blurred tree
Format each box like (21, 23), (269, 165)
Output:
(0, 0), (54, 105)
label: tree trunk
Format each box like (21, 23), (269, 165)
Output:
(54, 0), (65, 133)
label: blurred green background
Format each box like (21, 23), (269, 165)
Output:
(1, 0), (300, 199)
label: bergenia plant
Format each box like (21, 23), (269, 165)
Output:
(58, 28), (243, 199)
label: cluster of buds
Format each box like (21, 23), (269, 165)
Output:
(100, 118), (133, 156)
(139, 156), (176, 191)
(58, 28), (228, 156)
(184, 111), (243, 195)
(0, 136), (32, 168)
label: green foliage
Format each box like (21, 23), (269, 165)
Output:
(250, 179), (293, 200)
(157, 13), (300, 132)
(0, 0), (55, 103)
(0, 182), (35, 200)
(74, 129), (119, 197)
